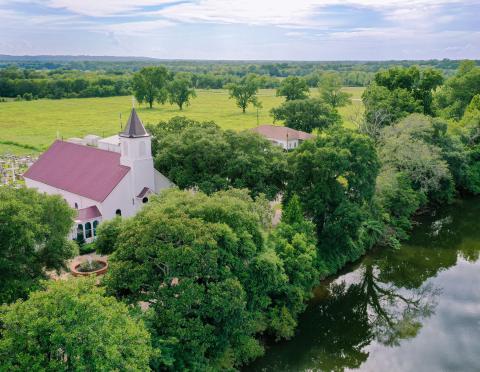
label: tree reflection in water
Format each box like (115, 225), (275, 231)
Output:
(303, 263), (439, 371)
(248, 197), (480, 372)
(248, 260), (440, 372)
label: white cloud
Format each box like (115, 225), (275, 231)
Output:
(46, 0), (176, 17)
(155, 0), (475, 28)
(100, 19), (175, 34)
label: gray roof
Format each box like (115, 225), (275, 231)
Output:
(120, 108), (149, 138)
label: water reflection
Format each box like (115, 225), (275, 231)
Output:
(248, 198), (480, 372)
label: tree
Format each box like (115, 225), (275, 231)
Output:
(104, 189), (289, 370)
(435, 60), (480, 119)
(363, 66), (443, 129)
(168, 73), (196, 110)
(362, 83), (421, 129)
(95, 217), (123, 255)
(271, 98), (341, 133)
(286, 129), (380, 271)
(132, 66), (170, 109)
(319, 73), (351, 108)
(276, 76), (309, 101)
(0, 278), (152, 370)
(152, 119), (288, 199)
(379, 114), (455, 203)
(227, 74), (260, 113)
(0, 187), (76, 304)
(266, 196), (325, 339)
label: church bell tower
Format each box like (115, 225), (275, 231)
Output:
(119, 108), (155, 199)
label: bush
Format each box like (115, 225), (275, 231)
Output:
(95, 217), (122, 255)
(79, 242), (96, 255)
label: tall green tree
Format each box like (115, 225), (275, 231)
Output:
(227, 74), (261, 113)
(276, 76), (309, 101)
(0, 278), (152, 371)
(363, 66), (443, 130)
(152, 118), (287, 199)
(104, 189), (289, 370)
(0, 187), (76, 304)
(286, 129), (380, 271)
(132, 66), (171, 109)
(319, 73), (352, 108)
(379, 114), (456, 203)
(168, 73), (196, 110)
(435, 60), (480, 119)
(271, 98), (341, 133)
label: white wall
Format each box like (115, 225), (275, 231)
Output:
(100, 173), (138, 220)
(25, 178), (99, 211)
(269, 138), (299, 150)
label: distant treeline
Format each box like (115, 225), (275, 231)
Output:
(0, 58), (476, 99)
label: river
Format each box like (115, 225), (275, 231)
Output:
(248, 197), (480, 372)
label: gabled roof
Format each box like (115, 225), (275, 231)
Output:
(136, 187), (152, 198)
(251, 125), (313, 141)
(76, 206), (102, 221)
(120, 108), (148, 138)
(24, 140), (130, 202)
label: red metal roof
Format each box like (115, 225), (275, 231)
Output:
(24, 140), (130, 202)
(76, 205), (102, 221)
(251, 125), (313, 141)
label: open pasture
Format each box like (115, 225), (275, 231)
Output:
(0, 87), (364, 155)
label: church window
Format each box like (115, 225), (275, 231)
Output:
(76, 224), (84, 241)
(74, 202), (78, 209)
(93, 220), (99, 236)
(116, 209), (122, 217)
(85, 222), (92, 239)
(142, 197), (148, 204)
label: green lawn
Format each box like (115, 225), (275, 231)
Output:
(0, 87), (364, 155)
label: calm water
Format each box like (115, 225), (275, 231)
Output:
(248, 198), (480, 372)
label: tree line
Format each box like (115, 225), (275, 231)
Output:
(2, 59), (474, 100)
(1, 61), (480, 370)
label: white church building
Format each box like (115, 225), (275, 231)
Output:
(24, 108), (172, 242)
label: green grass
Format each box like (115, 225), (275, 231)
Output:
(0, 87), (364, 155)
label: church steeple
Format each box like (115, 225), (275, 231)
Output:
(120, 108), (148, 138)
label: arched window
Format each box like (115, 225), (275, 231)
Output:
(74, 202), (78, 209)
(142, 197), (148, 204)
(93, 220), (99, 236)
(76, 224), (84, 241)
(85, 222), (92, 239)
(139, 141), (146, 157)
(115, 209), (122, 217)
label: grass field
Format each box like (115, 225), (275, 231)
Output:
(0, 87), (364, 155)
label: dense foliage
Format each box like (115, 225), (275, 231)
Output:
(149, 117), (288, 199)
(435, 61), (480, 119)
(227, 74), (261, 113)
(271, 98), (341, 133)
(132, 66), (171, 108)
(2, 60), (480, 371)
(286, 128), (380, 271)
(0, 278), (152, 370)
(0, 187), (76, 304)
(1, 59), (473, 100)
(103, 189), (322, 370)
(276, 76), (310, 101)
(362, 65), (443, 129)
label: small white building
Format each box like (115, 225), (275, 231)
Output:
(24, 108), (173, 242)
(251, 124), (313, 150)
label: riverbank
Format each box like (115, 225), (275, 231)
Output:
(247, 197), (480, 371)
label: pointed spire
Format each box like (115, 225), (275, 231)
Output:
(119, 108), (148, 138)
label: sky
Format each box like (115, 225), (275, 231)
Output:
(0, 0), (479, 60)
